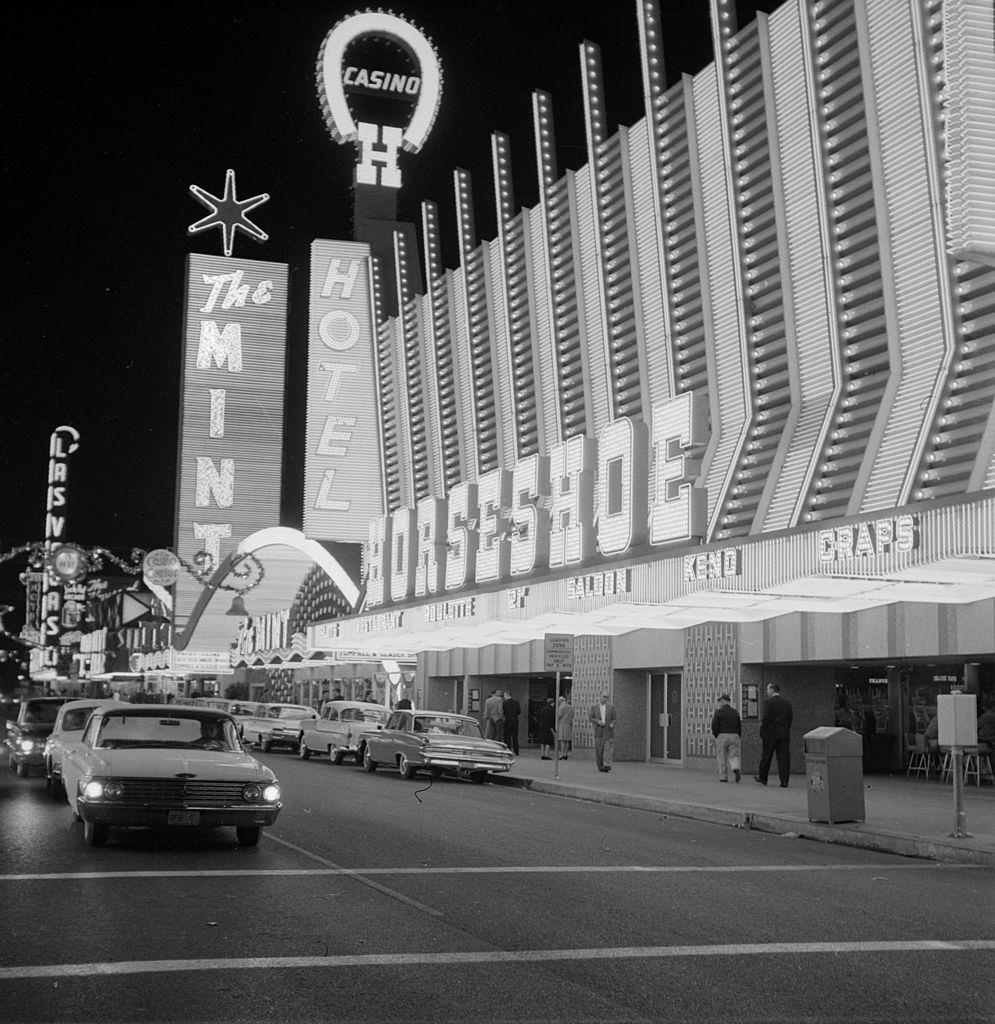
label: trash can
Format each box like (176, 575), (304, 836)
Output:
(803, 726), (865, 824)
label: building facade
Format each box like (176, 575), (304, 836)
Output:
(307, 0), (994, 772)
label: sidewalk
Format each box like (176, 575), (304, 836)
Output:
(492, 748), (995, 866)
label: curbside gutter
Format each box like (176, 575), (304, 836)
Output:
(492, 774), (995, 868)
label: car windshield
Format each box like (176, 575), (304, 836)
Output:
(344, 708), (388, 723)
(413, 716), (482, 738)
(94, 713), (240, 751)
(23, 702), (63, 725)
(272, 706), (311, 719)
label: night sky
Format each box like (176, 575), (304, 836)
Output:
(2, 0), (778, 626)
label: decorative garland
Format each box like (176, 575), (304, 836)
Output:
(0, 544), (267, 651)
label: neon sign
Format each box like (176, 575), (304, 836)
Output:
(818, 515), (920, 563)
(364, 392), (710, 608)
(317, 11), (442, 189)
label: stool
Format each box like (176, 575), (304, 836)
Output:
(940, 747), (985, 785)
(906, 743), (933, 780)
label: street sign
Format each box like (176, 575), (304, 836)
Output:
(543, 633), (574, 672)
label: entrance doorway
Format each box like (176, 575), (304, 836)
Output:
(650, 672), (682, 762)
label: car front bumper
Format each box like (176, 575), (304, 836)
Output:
(78, 801), (281, 828)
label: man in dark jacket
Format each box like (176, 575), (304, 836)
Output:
(755, 683), (793, 787)
(502, 691), (521, 754)
(710, 694), (742, 782)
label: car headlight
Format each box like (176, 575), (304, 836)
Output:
(18, 739), (35, 753)
(83, 779), (105, 799)
(103, 781), (124, 800)
(243, 782), (280, 803)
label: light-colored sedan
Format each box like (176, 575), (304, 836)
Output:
(298, 701), (389, 764)
(43, 698), (121, 798)
(362, 710), (515, 783)
(240, 703), (318, 752)
(62, 705), (281, 847)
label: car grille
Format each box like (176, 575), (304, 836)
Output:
(115, 778), (249, 806)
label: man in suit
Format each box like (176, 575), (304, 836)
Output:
(754, 683), (793, 787)
(589, 692), (617, 772)
(482, 689), (504, 741)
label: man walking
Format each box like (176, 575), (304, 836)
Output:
(483, 689), (504, 741)
(589, 691), (616, 772)
(754, 683), (793, 787)
(711, 693), (741, 782)
(502, 691), (521, 754)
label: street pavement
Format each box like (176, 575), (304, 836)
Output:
(494, 748), (995, 866)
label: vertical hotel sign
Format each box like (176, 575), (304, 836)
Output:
(304, 239), (384, 541)
(174, 254), (289, 651)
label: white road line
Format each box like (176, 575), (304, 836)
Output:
(261, 833), (444, 918)
(3, 941), (993, 980)
(0, 862), (975, 882)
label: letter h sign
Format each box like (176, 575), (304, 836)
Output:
(356, 122), (403, 188)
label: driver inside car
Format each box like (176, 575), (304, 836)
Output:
(193, 719), (224, 749)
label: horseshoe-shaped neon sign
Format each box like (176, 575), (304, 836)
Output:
(317, 11), (443, 155)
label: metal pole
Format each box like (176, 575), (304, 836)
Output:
(554, 670), (560, 779)
(949, 745), (973, 838)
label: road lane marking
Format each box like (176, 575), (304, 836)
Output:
(262, 833), (444, 918)
(0, 862), (980, 881)
(3, 941), (993, 980)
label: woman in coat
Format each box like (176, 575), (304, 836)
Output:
(556, 696), (574, 760)
(537, 698), (556, 760)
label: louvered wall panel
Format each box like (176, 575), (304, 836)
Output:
(857, 0), (954, 512)
(627, 118), (672, 412)
(573, 163), (611, 435)
(762, 3), (841, 532)
(418, 293), (445, 497)
(693, 66), (750, 537)
(391, 314), (414, 509)
(942, 0), (995, 262)
(375, 316), (402, 514)
(526, 206), (559, 447)
(449, 265), (479, 483)
(486, 237), (517, 468)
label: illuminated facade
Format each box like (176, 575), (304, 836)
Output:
(308, 0), (994, 771)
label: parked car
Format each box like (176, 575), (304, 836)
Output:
(298, 700), (390, 764)
(362, 709), (515, 783)
(61, 704), (282, 847)
(240, 703), (318, 752)
(194, 699), (267, 737)
(5, 696), (72, 777)
(44, 698), (121, 798)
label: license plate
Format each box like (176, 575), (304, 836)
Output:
(167, 811), (200, 825)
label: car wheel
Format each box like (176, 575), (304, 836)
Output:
(470, 772), (488, 784)
(298, 738), (310, 760)
(16, 759), (29, 778)
(398, 754), (419, 780)
(236, 826), (261, 846)
(363, 746), (378, 772)
(330, 747), (345, 765)
(260, 736), (272, 753)
(83, 820), (108, 846)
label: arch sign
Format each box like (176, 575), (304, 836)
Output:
(316, 10), (443, 189)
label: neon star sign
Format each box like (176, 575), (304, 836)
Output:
(188, 169), (270, 257)
(316, 11), (443, 189)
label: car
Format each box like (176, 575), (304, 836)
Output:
(43, 698), (121, 798)
(61, 704), (282, 847)
(5, 696), (72, 777)
(240, 703), (318, 752)
(362, 709), (515, 783)
(298, 700), (390, 764)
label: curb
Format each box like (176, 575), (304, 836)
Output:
(493, 774), (995, 867)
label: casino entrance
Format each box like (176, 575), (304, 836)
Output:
(649, 672), (682, 763)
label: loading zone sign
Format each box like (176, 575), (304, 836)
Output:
(543, 633), (575, 673)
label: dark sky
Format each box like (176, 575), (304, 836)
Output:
(2, 0), (777, 623)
